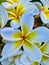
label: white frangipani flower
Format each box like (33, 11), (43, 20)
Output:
(34, 0), (49, 25)
(1, 12), (49, 62)
(2, 0), (39, 28)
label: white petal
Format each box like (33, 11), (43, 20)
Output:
(0, 6), (8, 28)
(20, 53), (32, 65)
(23, 40), (42, 62)
(1, 27), (22, 41)
(2, 2), (17, 9)
(27, 27), (49, 43)
(26, 3), (39, 16)
(34, 2), (42, 11)
(21, 12), (34, 35)
(40, 11), (49, 24)
(10, 19), (20, 29)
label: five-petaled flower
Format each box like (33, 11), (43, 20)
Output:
(2, 0), (39, 28)
(1, 12), (49, 62)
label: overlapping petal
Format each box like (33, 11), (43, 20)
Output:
(1, 27), (22, 41)
(26, 3), (39, 16)
(23, 40), (42, 62)
(21, 12), (34, 36)
(34, 2), (42, 11)
(41, 55), (49, 65)
(40, 11), (49, 24)
(1, 40), (23, 59)
(14, 56), (23, 65)
(1, 59), (10, 65)
(1, 50), (24, 65)
(10, 19), (20, 28)
(40, 0), (49, 7)
(20, 53), (32, 65)
(38, 0), (49, 24)
(40, 41), (49, 55)
(0, 6), (8, 28)
(2, 2), (17, 9)
(26, 27), (49, 43)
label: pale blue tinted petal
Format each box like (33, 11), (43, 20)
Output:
(27, 27), (49, 43)
(23, 40), (42, 62)
(0, 6), (8, 28)
(34, 2), (42, 11)
(1, 41), (23, 59)
(1, 59), (10, 65)
(26, 3), (39, 16)
(40, 11), (49, 24)
(15, 56), (23, 65)
(1, 27), (22, 41)
(20, 53), (32, 65)
(2, 2), (17, 9)
(21, 12), (34, 35)
(10, 19), (20, 29)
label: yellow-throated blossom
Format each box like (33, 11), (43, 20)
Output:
(0, 50), (32, 65)
(2, 0), (39, 28)
(32, 41), (49, 65)
(0, 6), (8, 34)
(1, 12), (49, 62)
(34, 0), (49, 25)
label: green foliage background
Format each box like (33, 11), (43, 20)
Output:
(0, 0), (6, 4)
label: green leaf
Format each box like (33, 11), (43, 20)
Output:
(0, 0), (6, 4)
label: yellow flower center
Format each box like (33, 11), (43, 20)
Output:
(8, 4), (26, 23)
(21, 35), (27, 41)
(44, 8), (49, 19)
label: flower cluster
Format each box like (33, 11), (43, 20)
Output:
(0, 0), (49, 65)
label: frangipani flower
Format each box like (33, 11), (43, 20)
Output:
(1, 12), (49, 62)
(0, 6), (8, 33)
(34, 0), (49, 24)
(2, 0), (39, 28)
(32, 41), (49, 65)
(1, 50), (32, 65)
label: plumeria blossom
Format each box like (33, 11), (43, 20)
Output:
(1, 12), (49, 62)
(31, 41), (49, 65)
(1, 0), (39, 28)
(0, 6), (8, 31)
(0, 50), (32, 65)
(34, 0), (49, 24)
